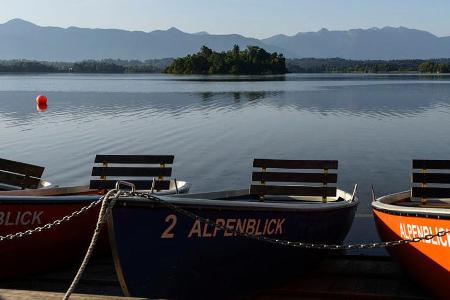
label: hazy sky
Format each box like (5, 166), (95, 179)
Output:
(1, 0), (450, 38)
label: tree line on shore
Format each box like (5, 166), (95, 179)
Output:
(1, 49), (450, 74)
(0, 58), (173, 73)
(286, 58), (450, 73)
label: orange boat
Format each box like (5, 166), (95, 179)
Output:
(372, 159), (450, 300)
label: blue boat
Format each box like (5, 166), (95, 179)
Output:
(108, 159), (358, 299)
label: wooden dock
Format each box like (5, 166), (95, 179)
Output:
(0, 254), (432, 300)
(0, 289), (144, 300)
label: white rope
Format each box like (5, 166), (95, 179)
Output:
(63, 189), (118, 300)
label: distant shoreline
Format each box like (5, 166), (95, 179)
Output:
(1, 57), (450, 74)
(1, 71), (449, 75)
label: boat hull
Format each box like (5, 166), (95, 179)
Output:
(372, 193), (450, 299)
(0, 196), (104, 279)
(109, 193), (358, 299)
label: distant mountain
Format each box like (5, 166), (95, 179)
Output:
(0, 19), (289, 61)
(263, 27), (450, 59)
(1, 19), (450, 61)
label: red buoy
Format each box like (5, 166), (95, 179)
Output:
(36, 95), (47, 105)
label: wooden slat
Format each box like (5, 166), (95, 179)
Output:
(0, 158), (44, 178)
(0, 170), (41, 189)
(413, 159), (450, 170)
(412, 187), (450, 198)
(94, 155), (174, 164)
(250, 185), (336, 197)
(252, 172), (337, 183)
(412, 173), (450, 184)
(89, 180), (171, 190)
(253, 159), (338, 170)
(91, 167), (172, 177)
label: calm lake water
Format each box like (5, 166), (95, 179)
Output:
(1, 73), (450, 245)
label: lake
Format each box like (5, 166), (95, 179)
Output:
(1, 73), (450, 249)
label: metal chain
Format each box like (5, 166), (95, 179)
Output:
(0, 196), (104, 242)
(127, 191), (450, 250)
(1, 188), (448, 251)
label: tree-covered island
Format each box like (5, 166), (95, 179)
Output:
(164, 45), (287, 75)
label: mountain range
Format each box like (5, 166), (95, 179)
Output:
(1, 19), (450, 61)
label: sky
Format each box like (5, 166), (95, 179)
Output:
(1, 0), (450, 38)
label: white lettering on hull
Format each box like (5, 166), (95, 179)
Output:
(399, 222), (450, 248)
(0, 211), (43, 226)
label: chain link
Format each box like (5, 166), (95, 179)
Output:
(128, 191), (450, 250)
(0, 197), (104, 242)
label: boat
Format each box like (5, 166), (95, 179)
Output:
(0, 155), (190, 279)
(108, 159), (358, 299)
(372, 159), (450, 300)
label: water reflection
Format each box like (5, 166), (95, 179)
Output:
(36, 103), (48, 112)
(1, 82), (450, 127)
(1, 73), (450, 93)
(170, 74), (287, 82)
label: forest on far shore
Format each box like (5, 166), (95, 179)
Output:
(1, 51), (450, 74)
(287, 58), (450, 73)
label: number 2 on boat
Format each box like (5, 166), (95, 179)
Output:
(161, 214), (177, 239)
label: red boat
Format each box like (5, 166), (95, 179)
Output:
(372, 159), (450, 300)
(0, 155), (190, 279)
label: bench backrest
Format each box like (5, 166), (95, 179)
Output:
(89, 155), (174, 192)
(0, 158), (45, 189)
(250, 159), (338, 202)
(412, 159), (450, 203)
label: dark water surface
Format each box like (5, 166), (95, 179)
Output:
(1, 73), (450, 241)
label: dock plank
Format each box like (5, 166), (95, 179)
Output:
(0, 289), (146, 300)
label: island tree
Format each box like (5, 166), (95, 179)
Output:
(164, 45), (287, 75)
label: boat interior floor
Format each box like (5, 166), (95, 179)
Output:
(217, 194), (347, 203)
(0, 186), (99, 197)
(173, 189), (350, 204)
(396, 197), (450, 208)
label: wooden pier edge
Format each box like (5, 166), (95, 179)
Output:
(0, 289), (147, 300)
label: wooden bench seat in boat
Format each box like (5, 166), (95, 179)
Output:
(0, 158), (45, 190)
(89, 154), (175, 193)
(411, 159), (450, 204)
(0, 154), (181, 196)
(250, 159), (338, 202)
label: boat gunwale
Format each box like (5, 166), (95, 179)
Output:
(372, 190), (450, 219)
(0, 181), (190, 204)
(0, 195), (101, 204)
